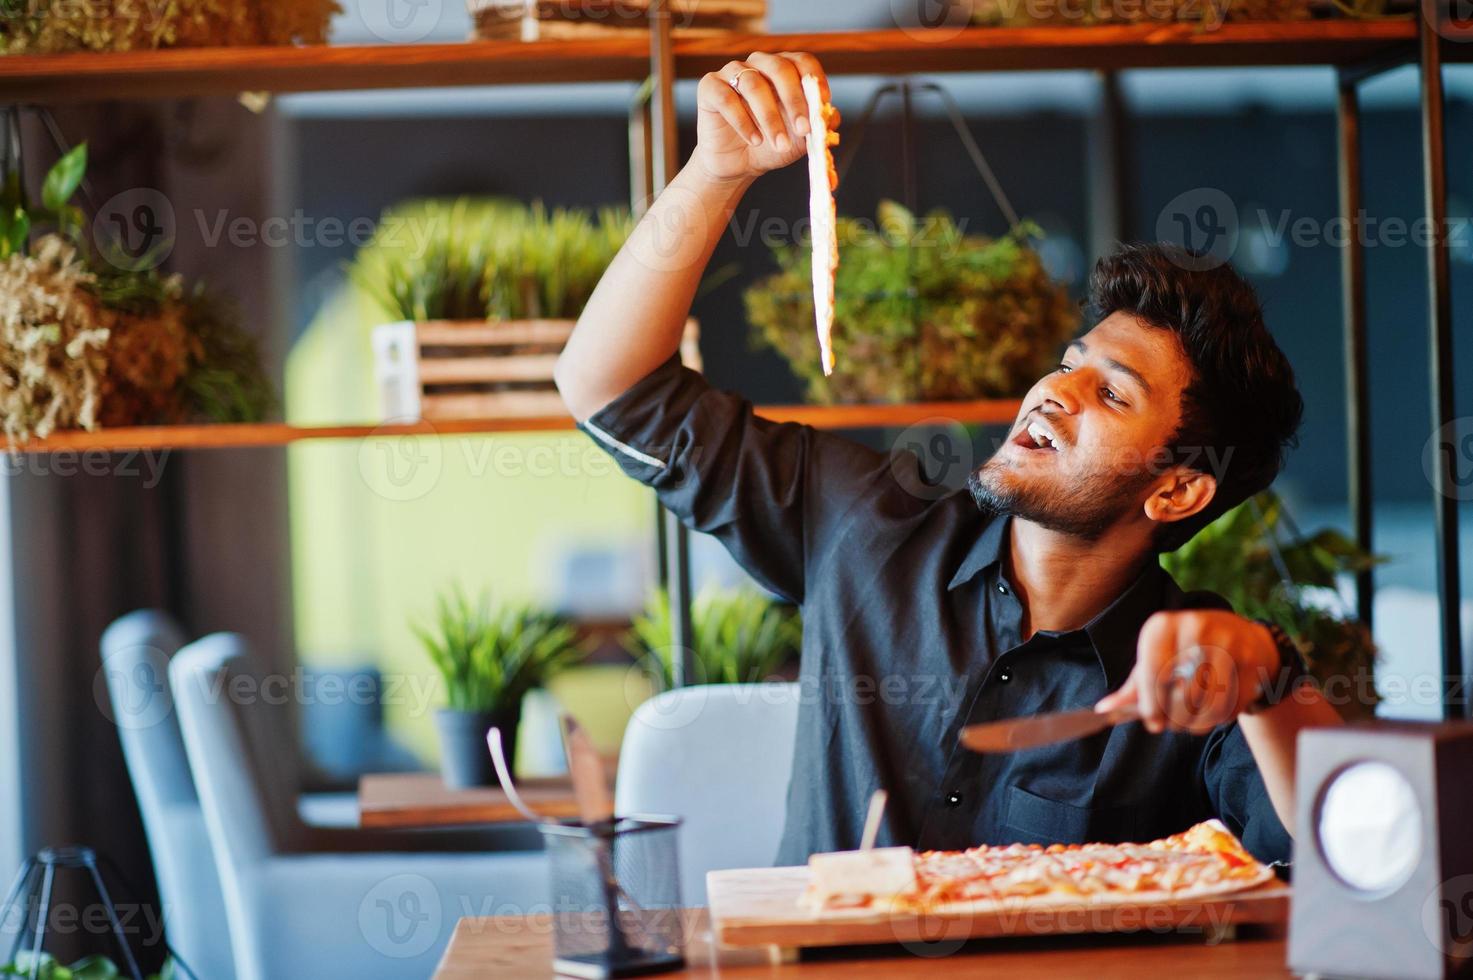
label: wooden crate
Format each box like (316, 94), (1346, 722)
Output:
(468, 0), (765, 42)
(372, 318), (701, 421)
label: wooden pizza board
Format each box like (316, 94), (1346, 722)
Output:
(707, 865), (1289, 952)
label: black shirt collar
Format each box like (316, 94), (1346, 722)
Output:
(947, 506), (1010, 591)
(1081, 562), (1165, 691)
(949, 509), (1163, 690)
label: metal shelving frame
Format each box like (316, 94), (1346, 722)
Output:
(631, 10), (1461, 709)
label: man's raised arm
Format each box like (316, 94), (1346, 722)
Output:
(554, 51), (831, 421)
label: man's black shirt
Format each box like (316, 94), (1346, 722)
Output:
(577, 353), (1293, 867)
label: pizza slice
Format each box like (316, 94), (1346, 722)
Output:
(801, 73), (839, 377)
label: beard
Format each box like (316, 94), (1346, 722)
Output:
(967, 450), (1157, 541)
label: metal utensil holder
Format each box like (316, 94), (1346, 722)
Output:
(538, 816), (685, 979)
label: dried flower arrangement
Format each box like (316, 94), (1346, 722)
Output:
(0, 144), (275, 444)
(0, 0), (341, 54)
(744, 201), (1078, 405)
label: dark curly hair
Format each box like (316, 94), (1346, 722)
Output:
(1086, 243), (1303, 552)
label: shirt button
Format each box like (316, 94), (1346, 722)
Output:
(996, 582), (1009, 595)
(945, 791), (963, 808)
(998, 665), (1013, 683)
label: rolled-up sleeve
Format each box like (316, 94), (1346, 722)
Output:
(577, 353), (889, 604)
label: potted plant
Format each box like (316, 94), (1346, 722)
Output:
(414, 585), (584, 788)
(961, 0), (1312, 27)
(352, 197), (701, 420)
(744, 200), (1078, 406)
(624, 588), (802, 689)
(0, 143), (275, 445)
(1161, 491), (1383, 721)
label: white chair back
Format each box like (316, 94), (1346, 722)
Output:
(614, 683), (800, 905)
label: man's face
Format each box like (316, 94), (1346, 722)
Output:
(969, 312), (1194, 540)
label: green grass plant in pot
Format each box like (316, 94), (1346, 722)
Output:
(744, 201), (1078, 404)
(624, 588), (802, 689)
(349, 197), (636, 322)
(414, 586), (584, 788)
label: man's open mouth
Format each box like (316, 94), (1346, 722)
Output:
(1012, 418), (1064, 453)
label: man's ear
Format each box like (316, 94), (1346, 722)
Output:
(1143, 467), (1217, 527)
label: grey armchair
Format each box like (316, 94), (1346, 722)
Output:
(99, 610), (238, 980)
(169, 632), (549, 980)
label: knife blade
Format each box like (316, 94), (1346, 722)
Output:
(958, 704), (1140, 754)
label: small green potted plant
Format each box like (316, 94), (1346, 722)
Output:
(414, 585), (584, 788)
(744, 200), (1078, 405)
(1161, 491), (1383, 721)
(624, 588), (802, 689)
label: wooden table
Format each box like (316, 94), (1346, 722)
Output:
(433, 909), (1293, 978)
(358, 772), (589, 828)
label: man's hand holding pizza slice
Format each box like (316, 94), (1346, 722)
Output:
(692, 51), (836, 185)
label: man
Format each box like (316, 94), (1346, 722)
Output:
(555, 51), (1342, 866)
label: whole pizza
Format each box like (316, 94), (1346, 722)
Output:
(802, 819), (1276, 916)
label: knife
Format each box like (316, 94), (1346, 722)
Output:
(559, 714), (615, 826)
(558, 714), (637, 956)
(958, 704), (1141, 754)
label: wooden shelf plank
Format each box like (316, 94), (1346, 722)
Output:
(0, 37), (654, 102)
(0, 23), (1419, 102)
(9, 399), (1022, 454)
(677, 22), (1418, 76)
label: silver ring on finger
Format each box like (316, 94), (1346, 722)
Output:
(728, 67), (758, 91)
